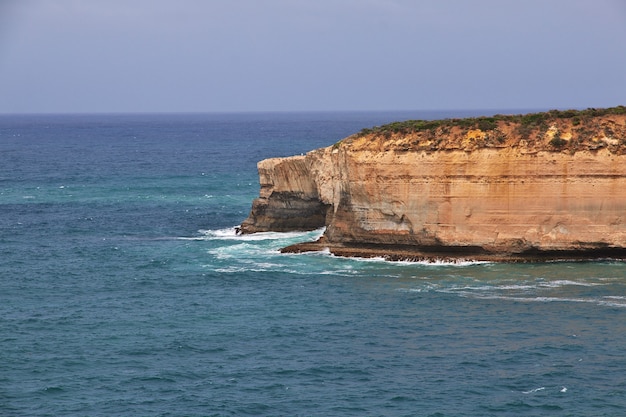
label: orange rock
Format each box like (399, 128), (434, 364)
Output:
(241, 109), (626, 261)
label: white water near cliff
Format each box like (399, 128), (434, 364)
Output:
(193, 227), (626, 307)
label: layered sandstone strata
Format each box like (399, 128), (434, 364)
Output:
(240, 108), (626, 261)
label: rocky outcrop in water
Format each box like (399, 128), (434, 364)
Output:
(240, 107), (626, 261)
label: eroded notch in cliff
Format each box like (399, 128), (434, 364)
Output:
(239, 191), (330, 233)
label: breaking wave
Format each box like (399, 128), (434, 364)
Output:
(177, 226), (626, 308)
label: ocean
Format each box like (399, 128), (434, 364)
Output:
(1, 112), (626, 417)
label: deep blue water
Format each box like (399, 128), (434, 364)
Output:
(1, 112), (626, 416)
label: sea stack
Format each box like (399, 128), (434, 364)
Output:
(240, 107), (626, 262)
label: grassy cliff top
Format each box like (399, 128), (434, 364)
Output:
(341, 106), (626, 153)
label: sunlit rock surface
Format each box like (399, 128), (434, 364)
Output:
(241, 108), (626, 261)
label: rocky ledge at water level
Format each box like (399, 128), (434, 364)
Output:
(240, 107), (626, 262)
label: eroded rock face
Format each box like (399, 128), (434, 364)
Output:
(240, 111), (626, 261)
(239, 156), (330, 233)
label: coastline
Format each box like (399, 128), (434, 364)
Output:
(281, 238), (626, 263)
(242, 107), (626, 262)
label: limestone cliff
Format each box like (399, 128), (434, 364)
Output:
(240, 107), (626, 261)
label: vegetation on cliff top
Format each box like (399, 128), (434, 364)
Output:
(356, 106), (626, 137)
(345, 106), (626, 153)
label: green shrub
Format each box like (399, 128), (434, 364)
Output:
(354, 106), (625, 139)
(476, 118), (497, 131)
(550, 137), (567, 148)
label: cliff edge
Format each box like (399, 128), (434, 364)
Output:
(240, 107), (626, 261)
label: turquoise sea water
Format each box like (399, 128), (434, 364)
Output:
(2, 113), (626, 416)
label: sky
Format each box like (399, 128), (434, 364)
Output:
(0, 0), (625, 113)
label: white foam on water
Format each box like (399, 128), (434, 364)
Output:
(452, 284), (536, 292)
(522, 387), (545, 394)
(402, 287), (437, 293)
(318, 268), (360, 276)
(251, 262), (283, 270)
(398, 281), (445, 293)
(444, 281), (602, 296)
(182, 228), (625, 308)
(212, 266), (249, 273)
(522, 386), (568, 394)
(183, 228), (493, 270)
(601, 296), (626, 307)
(177, 228), (302, 241)
(598, 297), (626, 308)
(538, 280), (602, 288)
(459, 293), (626, 308)
(474, 294), (578, 303)
(188, 227), (326, 242)
(210, 244), (289, 263)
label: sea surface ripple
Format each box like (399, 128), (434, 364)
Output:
(2, 113), (626, 416)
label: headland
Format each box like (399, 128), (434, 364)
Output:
(240, 107), (626, 262)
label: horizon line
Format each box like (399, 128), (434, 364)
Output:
(0, 106), (600, 118)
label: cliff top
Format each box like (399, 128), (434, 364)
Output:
(338, 106), (626, 154)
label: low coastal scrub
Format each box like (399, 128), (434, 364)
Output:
(347, 106), (626, 153)
(355, 106), (626, 138)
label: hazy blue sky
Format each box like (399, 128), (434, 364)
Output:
(1, 0), (625, 113)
